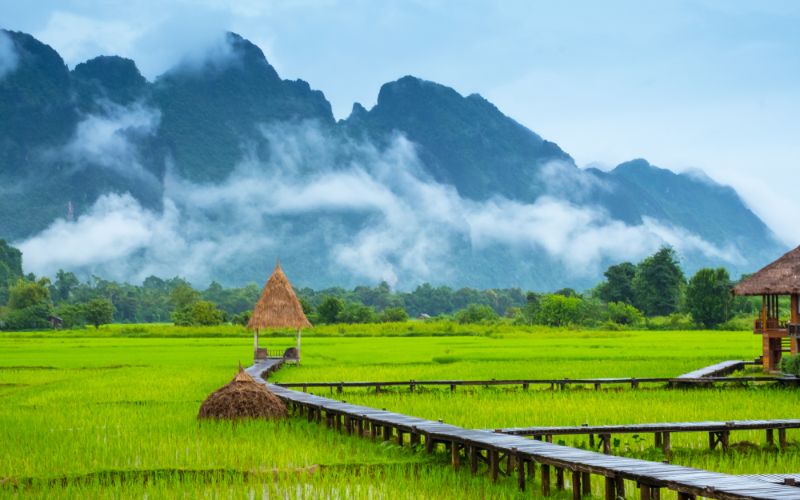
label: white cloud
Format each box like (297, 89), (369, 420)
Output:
(16, 121), (742, 288)
(62, 102), (161, 181)
(0, 30), (19, 79)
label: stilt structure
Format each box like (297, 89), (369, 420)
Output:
(247, 262), (312, 363)
(733, 246), (800, 372)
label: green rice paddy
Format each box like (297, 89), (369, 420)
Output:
(0, 325), (797, 498)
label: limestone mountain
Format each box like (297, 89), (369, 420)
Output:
(0, 29), (785, 288)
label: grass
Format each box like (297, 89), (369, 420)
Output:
(0, 324), (796, 498)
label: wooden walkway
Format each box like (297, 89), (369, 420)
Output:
(676, 360), (750, 380)
(740, 474), (800, 487)
(248, 360), (800, 500)
(493, 419), (799, 455)
(275, 374), (799, 393)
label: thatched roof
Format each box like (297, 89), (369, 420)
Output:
(247, 263), (312, 330)
(733, 246), (800, 296)
(198, 365), (287, 420)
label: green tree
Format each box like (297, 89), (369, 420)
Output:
(0, 241), (23, 304)
(632, 247), (685, 316)
(686, 268), (732, 328)
(173, 300), (224, 326)
(455, 304), (499, 324)
(7, 278), (50, 310)
(84, 298), (115, 329)
(597, 262), (636, 304)
(536, 294), (584, 327)
(606, 301), (644, 326)
(338, 302), (377, 324)
(169, 282), (199, 311)
(317, 296), (344, 324)
(50, 269), (80, 303)
(379, 306), (409, 323)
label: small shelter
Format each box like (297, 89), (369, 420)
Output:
(732, 246), (800, 372)
(247, 262), (312, 362)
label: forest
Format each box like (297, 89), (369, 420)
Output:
(0, 239), (759, 331)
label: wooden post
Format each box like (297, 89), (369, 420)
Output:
(527, 459), (536, 482)
(516, 456), (526, 491)
(677, 493), (695, 500)
(541, 464), (551, 496)
(640, 483), (651, 500)
(766, 428), (774, 446)
(370, 422), (378, 440)
(410, 428), (420, 449)
(572, 470), (581, 500)
(663, 432), (671, 458)
(721, 430), (729, 451)
(469, 446), (478, 474)
(601, 433), (611, 454)
(582, 472), (591, 496)
(654, 432), (662, 447)
(451, 442), (460, 469)
(489, 449), (499, 482)
(708, 432), (715, 450)
(425, 434), (434, 454)
(779, 428), (787, 449)
(397, 430), (404, 446)
(556, 467), (564, 490)
(383, 425), (392, 441)
(615, 476), (626, 497)
(605, 476), (616, 500)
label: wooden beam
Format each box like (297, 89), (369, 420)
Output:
(451, 442), (460, 469)
(489, 449), (499, 483)
(605, 476), (616, 500)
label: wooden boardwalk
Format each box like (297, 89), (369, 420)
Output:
(740, 474), (800, 487)
(676, 360), (750, 380)
(275, 374), (799, 393)
(494, 419), (799, 455)
(248, 360), (800, 500)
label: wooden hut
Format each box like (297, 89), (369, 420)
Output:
(732, 246), (800, 372)
(247, 263), (312, 362)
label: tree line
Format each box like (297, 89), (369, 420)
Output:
(0, 240), (758, 330)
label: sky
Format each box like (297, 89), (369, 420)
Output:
(2, 0), (800, 243)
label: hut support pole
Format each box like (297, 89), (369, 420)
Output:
(253, 328), (259, 359)
(296, 328), (301, 365)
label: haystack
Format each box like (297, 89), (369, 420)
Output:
(248, 262), (312, 361)
(198, 365), (287, 420)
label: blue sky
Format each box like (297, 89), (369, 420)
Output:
(3, 0), (800, 242)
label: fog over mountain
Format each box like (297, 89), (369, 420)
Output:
(0, 30), (785, 290)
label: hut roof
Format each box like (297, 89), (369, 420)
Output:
(732, 245), (800, 296)
(247, 263), (312, 330)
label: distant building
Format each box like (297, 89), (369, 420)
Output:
(48, 315), (63, 329)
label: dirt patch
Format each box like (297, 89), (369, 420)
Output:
(198, 366), (287, 420)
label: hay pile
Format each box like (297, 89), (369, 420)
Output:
(198, 366), (287, 420)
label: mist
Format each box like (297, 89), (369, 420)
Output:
(0, 30), (19, 79)
(15, 115), (742, 289)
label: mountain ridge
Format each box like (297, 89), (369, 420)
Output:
(0, 29), (785, 289)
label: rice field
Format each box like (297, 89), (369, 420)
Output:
(0, 325), (796, 498)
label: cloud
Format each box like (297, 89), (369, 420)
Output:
(60, 102), (161, 183)
(16, 121), (742, 289)
(0, 30), (19, 79)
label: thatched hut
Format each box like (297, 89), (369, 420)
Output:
(732, 245), (800, 371)
(247, 262), (312, 362)
(198, 365), (287, 420)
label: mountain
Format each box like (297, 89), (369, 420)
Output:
(0, 29), (786, 289)
(344, 76), (572, 201)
